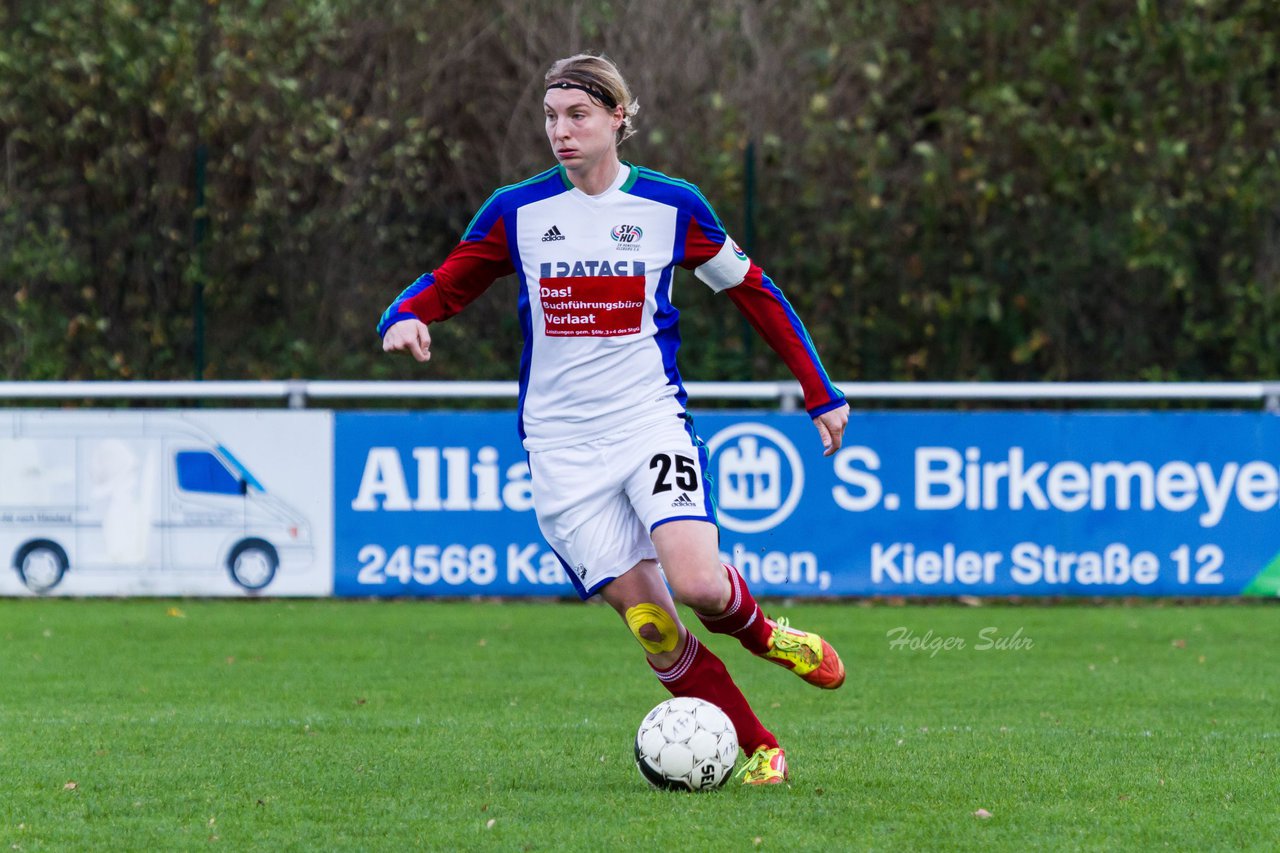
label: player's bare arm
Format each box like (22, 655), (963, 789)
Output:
(814, 402), (850, 457)
(382, 318), (432, 362)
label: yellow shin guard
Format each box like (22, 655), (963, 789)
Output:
(624, 603), (679, 655)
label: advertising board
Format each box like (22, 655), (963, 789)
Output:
(0, 410), (332, 596)
(334, 411), (1280, 598)
(6, 408), (1277, 597)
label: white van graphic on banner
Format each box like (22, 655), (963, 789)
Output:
(0, 411), (332, 597)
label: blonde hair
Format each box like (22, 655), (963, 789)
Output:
(544, 53), (639, 144)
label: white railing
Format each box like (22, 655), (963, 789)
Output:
(1, 380), (1279, 411)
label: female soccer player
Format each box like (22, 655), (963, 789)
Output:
(379, 53), (849, 785)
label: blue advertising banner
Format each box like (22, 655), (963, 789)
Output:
(333, 411), (1280, 598)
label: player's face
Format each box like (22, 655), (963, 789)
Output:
(544, 88), (622, 174)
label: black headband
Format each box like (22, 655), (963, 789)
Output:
(546, 81), (618, 109)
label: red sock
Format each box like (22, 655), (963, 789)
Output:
(696, 564), (772, 654)
(650, 634), (778, 753)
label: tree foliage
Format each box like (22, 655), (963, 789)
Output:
(2, 0), (1277, 383)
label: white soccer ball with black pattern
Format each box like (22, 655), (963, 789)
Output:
(634, 697), (739, 791)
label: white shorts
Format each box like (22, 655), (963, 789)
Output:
(529, 413), (716, 599)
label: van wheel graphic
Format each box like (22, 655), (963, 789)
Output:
(228, 540), (278, 591)
(17, 541), (69, 594)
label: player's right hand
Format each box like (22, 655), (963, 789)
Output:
(382, 318), (432, 362)
(813, 402), (849, 457)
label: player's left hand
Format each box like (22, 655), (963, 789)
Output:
(813, 402), (849, 457)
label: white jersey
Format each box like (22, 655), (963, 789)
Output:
(379, 162), (844, 450)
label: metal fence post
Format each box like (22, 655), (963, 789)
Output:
(287, 380), (308, 409)
(1264, 382), (1280, 414)
(778, 383), (800, 412)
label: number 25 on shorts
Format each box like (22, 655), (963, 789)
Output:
(650, 453), (698, 495)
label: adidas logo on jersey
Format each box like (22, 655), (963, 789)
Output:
(541, 225), (566, 242)
(671, 493), (696, 508)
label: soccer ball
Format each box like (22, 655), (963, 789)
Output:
(634, 697), (739, 791)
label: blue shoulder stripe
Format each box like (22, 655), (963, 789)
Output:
(462, 166), (571, 240)
(624, 165), (727, 243)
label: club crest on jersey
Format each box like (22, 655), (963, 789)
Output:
(611, 224), (643, 252)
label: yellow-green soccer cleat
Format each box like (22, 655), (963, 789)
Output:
(758, 617), (846, 689)
(737, 746), (789, 785)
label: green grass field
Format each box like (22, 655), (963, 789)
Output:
(2, 599), (1277, 851)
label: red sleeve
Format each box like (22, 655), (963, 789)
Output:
(726, 263), (845, 416)
(402, 217), (515, 323)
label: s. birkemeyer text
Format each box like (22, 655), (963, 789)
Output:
(834, 445), (1280, 528)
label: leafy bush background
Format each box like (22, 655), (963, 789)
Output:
(2, 0), (1277, 383)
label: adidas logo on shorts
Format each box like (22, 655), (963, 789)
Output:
(541, 225), (565, 242)
(671, 493), (696, 508)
